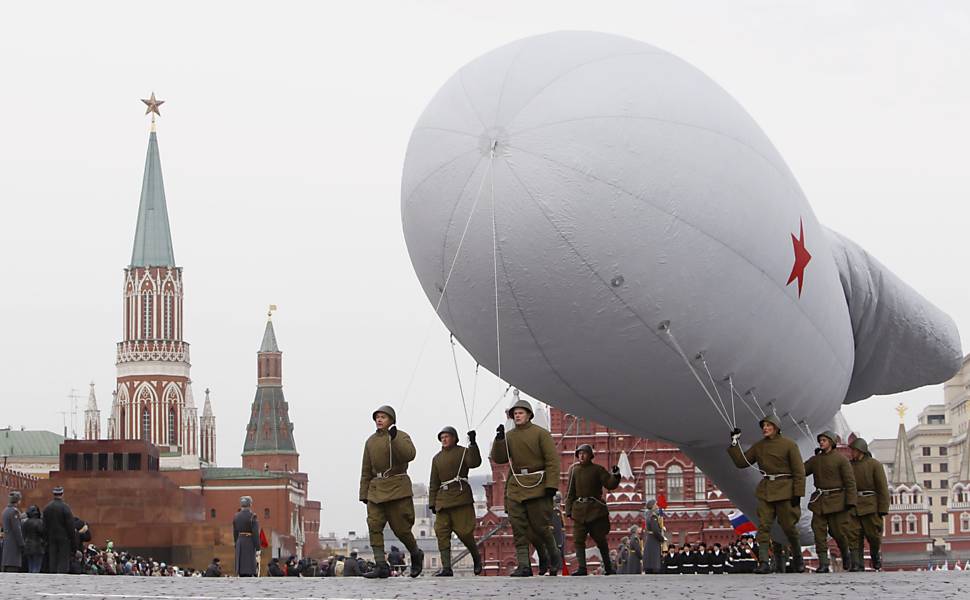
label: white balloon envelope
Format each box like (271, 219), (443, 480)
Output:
(401, 31), (961, 539)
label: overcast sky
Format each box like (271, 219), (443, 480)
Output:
(1, 1), (967, 534)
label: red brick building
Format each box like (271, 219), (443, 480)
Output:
(882, 418), (934, 569)
(474, 402), (738, 574)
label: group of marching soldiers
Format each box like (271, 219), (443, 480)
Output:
(360, 398), (632, 578)
(358, 399), (891, 578)
(728, 414), (891, 573)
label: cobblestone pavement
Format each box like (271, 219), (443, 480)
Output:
(3, 572), (968, 600)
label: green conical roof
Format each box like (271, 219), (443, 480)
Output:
(260, 320), (280, 352)
(130, 131), (175, 267)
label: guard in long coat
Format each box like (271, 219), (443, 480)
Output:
(804, 430), (857, 572)
(727, 414), (805, 574)
(232, 496), (260, 576)
(360, 405), (423, 578)
(643, 499), (664, 573)
(625, 526), (643, 574)
(564, 444), (620, 576)
(1, 492), (25, 572)
(429, 426), (482, 576)
(847, 437), (890, 571)
(491, 398), (562, 577)
(42, 486), (77, 574)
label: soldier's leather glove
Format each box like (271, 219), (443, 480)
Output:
(429, 507), (436, 515)
(545, 487), (557, 498)
(389, 425), (398, 440)
(611, 465), (621, 475)
(814, 447), (823, 455)
(468, 430), (477, 445)
(790, 497), (800, 507)
(360, 499), (368, 505)
(730, 428), (742, 446)
(878, 512), (887, 518)
(495, 424), (505, 440)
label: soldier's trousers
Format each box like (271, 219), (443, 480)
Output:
(573, 516), (611, 569)
(367, 497), (419, 563)
(847, 512), (883, 556)
(507, 496), (559, 569)
(434, 504), (478, 554)
(755, 499), (800, 557)
(811, 510), (850, 560)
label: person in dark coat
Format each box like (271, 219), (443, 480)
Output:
(22, 505), (45, 573)
(267, 557), (284, 576)
(1, 492), (25, 572)
(232, 496), (260, 577)
(42, 487), (77, 574)
(642, 500), (664, 573)
(387, 545), (405, 575)
(693, 542), (709, 574)
(663, 547), (679, 574)
(709, 543), (727, 574)
(342, 551), (361, 576)
(678, 544), (693, 574)
(625, 526), (643, 575)
(203, 557), (222, 577)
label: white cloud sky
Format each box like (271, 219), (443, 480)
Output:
(1, 0), (967, 534)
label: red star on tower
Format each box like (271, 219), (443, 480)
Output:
(786, 219), (812, 297)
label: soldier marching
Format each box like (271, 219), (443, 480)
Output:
(848, 437), (890, 571)
(804, 430), (857, 572)
(564, 443), (621, 576)
(429, 426), (483, 576)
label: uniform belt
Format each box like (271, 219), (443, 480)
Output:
(762, 473), (792, 481)
(575, 496), (601, 503)
(238, 532), (252, 536)
(374, 471), (405, 479)
(439, 476), (468, 491)
(809, 487), (843, 503)
(857, 490), (877, 497)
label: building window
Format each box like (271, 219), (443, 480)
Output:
(929, 513), (933, 523)
(906, 514), (917, 534)
(164, 296), (173, 338)
(924, 480), (932, 489)
(940, 446), (948, 456)
(891, 515), (902, 534)
(961, 513), (970, 532)
(922, 447), (931, 456)
(667, 465), (684, 502)
(210, 509), (216, 519)
(694, 468), (706, 501)
(942, 497), (947, 506)
(142, 293), (153, 338)
(264, 508), (270, 519)
(940, 463), (948, 472)
(928, 496), (933, 506)
(168, 408), (177, 445)
(644, 465), (656, 499)
(923, 464), (932, 473)
(942, 512), (948, 523)
(120, 407), (126, 439)
(142, 408), (151, 441)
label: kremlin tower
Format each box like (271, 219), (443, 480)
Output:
(242, 309), (298, 472)
(108, 94), (213, 467)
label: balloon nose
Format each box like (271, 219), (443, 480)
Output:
(478, 127), (508, 157)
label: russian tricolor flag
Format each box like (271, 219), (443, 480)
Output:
(729, 512), (757, 536)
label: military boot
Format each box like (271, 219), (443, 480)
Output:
(849, 548), (863, 572)
(363, 562), (390, 579)
(409, 549), (424, 578)
(434, 548), (453, 577)
(546, 546), (562, 576)
(536, 551), (549, 576)
(871, 550), (882, 571)
(509, 565), (533, 577)
(816, 555), (831, 574)
(754, 561), (773, 574)
(571, 548), (588, 576)
(789, 549), (805, 574)
(471, 547), (483, 575)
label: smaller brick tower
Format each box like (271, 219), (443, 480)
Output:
(242, 308), (298, 472)
(84, 383), (100, 440)
(200, 388), (217, 466)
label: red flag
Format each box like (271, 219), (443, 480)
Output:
(259, 528), (269, 549)
(657, 494), (667, 509)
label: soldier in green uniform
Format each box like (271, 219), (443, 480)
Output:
(429, 426), (483, 576)
(359, 405), (424, 579)
(804, 430), (857, 572)
(847, 437), (890, 571)
(565, 443), (621, 576)
(491, 398), (562, 577)
(727, 414), (806, 574)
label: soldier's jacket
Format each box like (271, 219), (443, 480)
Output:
(429, 443), (482, 510)
(804, 449), (857, 515)
(564, 462), (620, 523)
(850, 455), (890, 516)
(727, 433), (806, 502)
(359, 428), (416, 504)
(490, 422), (560, 502)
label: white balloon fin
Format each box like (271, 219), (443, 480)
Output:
(617, 451), (634, 479)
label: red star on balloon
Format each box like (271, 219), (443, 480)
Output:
(786, 219), (812, 297)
